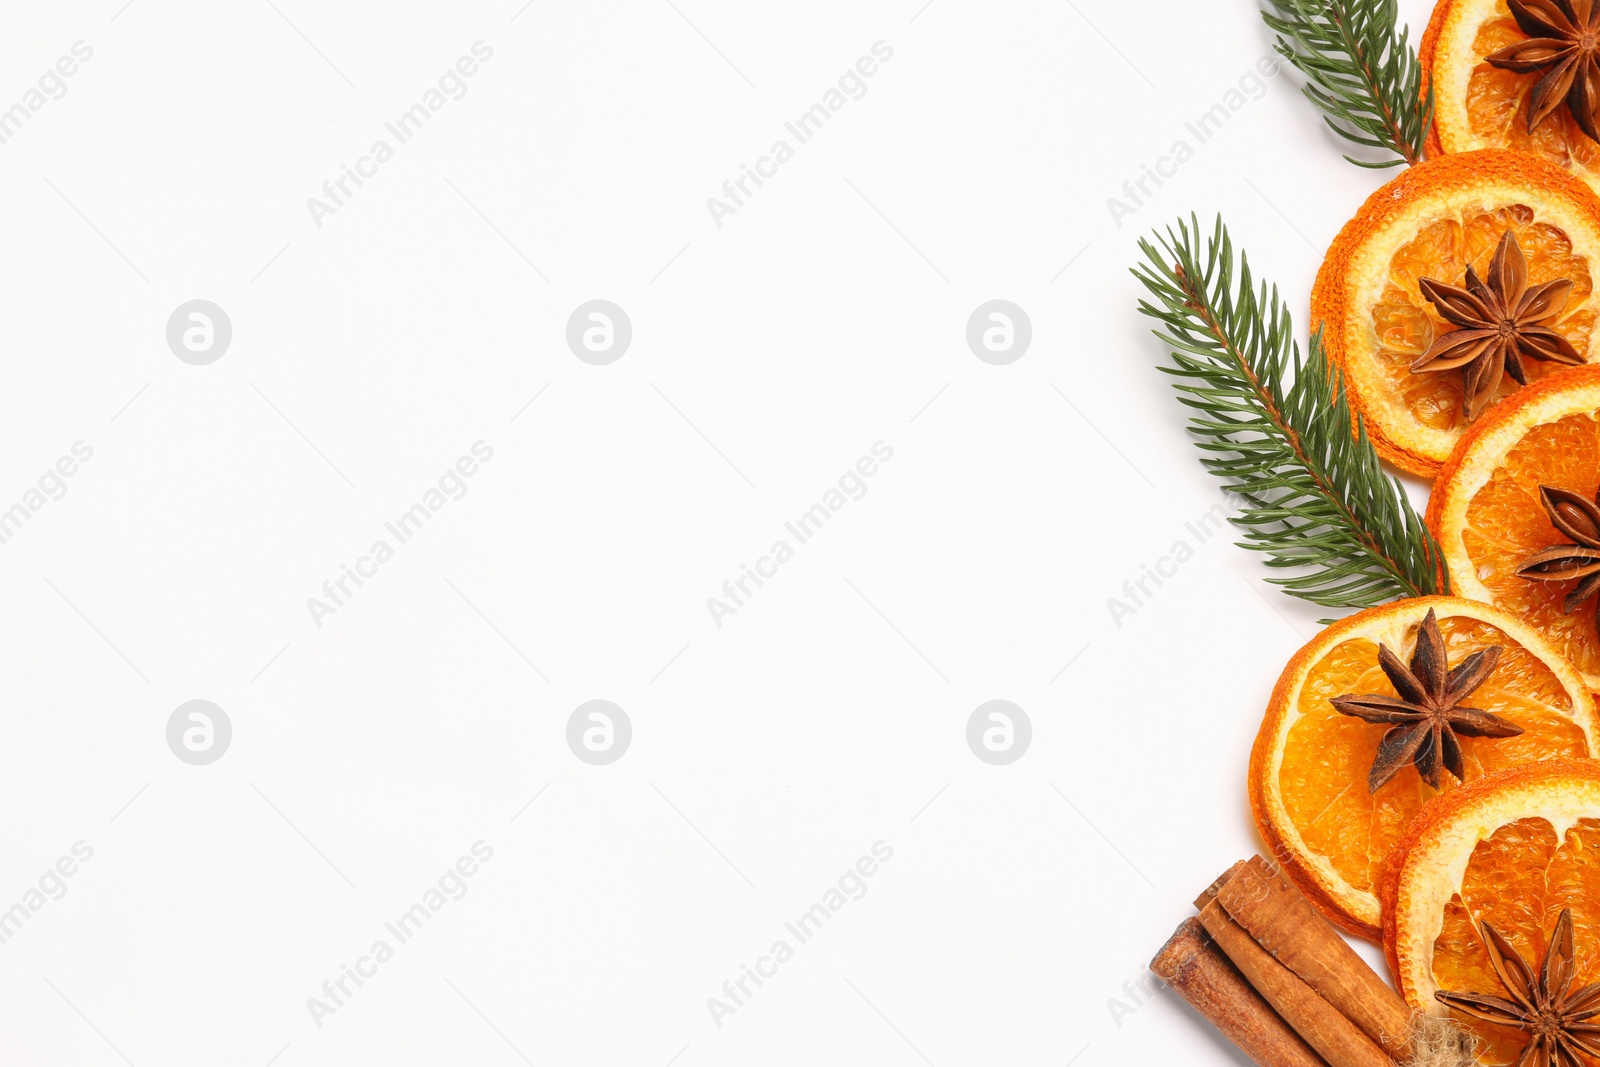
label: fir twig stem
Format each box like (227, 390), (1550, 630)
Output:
(1173, 265), (1407, 587)
(1262, 0), (1433, 168)
(1134, 215), (1447, 608)
(1323, 1), (1422, 163)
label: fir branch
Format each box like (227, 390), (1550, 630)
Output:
(1133, 214), (1447, 608)
(1261, 0), (1433, 168)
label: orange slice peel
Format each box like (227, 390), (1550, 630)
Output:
(1422, 0), (1600, 191)
(1312, 149), (1600, 476)
(1430, 364), (1600, 690)
(1249, 595), (1597, 940)
(1382, 759), (1600, 1064)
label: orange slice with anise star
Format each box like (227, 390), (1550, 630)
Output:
(1249, 597), (1596, 940)
(1422, 0), (1600, 192)
(1311, 149), (1600, 476)
(1429, 364), (1600, 690)
(1383, 760), (1600, 1065)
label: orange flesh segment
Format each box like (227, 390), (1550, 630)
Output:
(1279, 616), (1587, 897)
(1375, 204), (1593, 432)
(1462, 412), (1600, 679)
(1432, 816), (1600, 1064)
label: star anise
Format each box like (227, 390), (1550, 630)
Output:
(1515, 486), (1600, 624)
(1435, 908), (1600, 1067)
(1487, 0), (1600, 142)
(1415, 230), (1583, 422)
(1329, 608), (1523, 792)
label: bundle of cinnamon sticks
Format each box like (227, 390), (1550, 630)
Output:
(1150, 856), (1429, 1067)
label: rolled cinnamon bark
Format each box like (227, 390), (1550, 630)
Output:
(1214, 857), (1412, 1058)
(1151, 918), (1329, 1067)
(1200, 860), (1249, 904)
(1195, 898), (1392, 1067)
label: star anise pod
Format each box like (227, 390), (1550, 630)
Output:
(1487, 0), (1600, 142)
(1435, 908), (1600, 1067)
(1515, 486), (1600, 624)
(1415, 230), (1583, 422)
(1329, 608), (1523, 792)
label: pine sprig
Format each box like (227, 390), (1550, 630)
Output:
(1261, 0), (1433, 168)
(1133, 214), (1447, 608)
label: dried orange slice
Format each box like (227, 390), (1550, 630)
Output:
(1382, 760), (1600, 1064)
(1248, 596), (1596, 940)
(1429, 365), (1600, 689)
(1311, 149), (1600, 476)
(1422, 0), (1600, 191)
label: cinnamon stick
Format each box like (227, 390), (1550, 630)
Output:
(1151, 918), (1329, 1067)
(1214, 857), (1412, 1058)
(1194, 897), (1391, 1067)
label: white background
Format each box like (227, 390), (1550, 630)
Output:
(0, 1), (1436, 1064)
